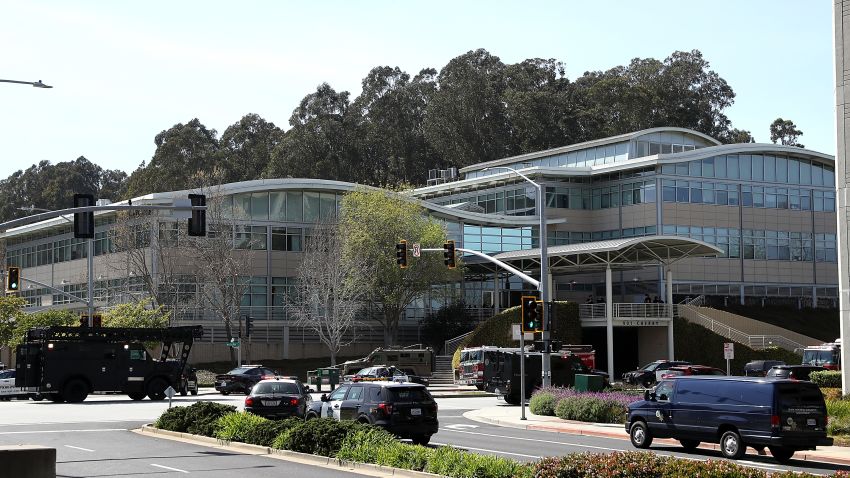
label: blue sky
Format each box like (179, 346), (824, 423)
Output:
(0, 1), (835, 180)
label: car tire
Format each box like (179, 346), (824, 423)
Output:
(63, 379), (89, 403)
(720, 430), (746, 459)
(641, 378), (654, 388)
(128, 392), (146, 401)
(305, 412), (318, 420)
(411, 435), (431, 446)
(475, 384), (485, 391)
(768, 446), (795, 464)
(679, 439), (700, 451)
(30, 394), (44, 402)
(220, 391), (230, 396)
(503, 394), (520, 405)
(629, 421), (653, 448)
(190, 390), (198, 396)
(147, 377), (168, 401)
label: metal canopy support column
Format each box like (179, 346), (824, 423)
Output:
(493, 274), (501, 314)
(666, 267), (674, 360)
(605, 265), (614, 381)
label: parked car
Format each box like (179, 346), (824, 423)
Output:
(305, 382), (438, 445)
(743, 360), (786, 377)
(0, 369), (41, 401)
(626, 376), (832, 463)
(659, 365), (725, 379)
(351, 365), (429, 386)
(215, 365), (278, 395)
(766, 365), (826, 381)
(622, 360), (690, 387)
(245, 378), (312, 419)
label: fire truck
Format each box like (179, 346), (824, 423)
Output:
(456, 344), (598, 390)
(802, 339), (842, 370)
(15, 325), (203, 403)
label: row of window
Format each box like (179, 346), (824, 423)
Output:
(661, 155), (835, 187)
(661, 225), (837, 262)
(435, 187), (537, 216)
(661, 180), (836, 212)
(461, 225), (535, 254)
(548, 226), (658, 245)
(227, 190), (341, 222)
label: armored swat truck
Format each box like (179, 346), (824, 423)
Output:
(15, 325), (202, 403)
(340, 345), (434, 381)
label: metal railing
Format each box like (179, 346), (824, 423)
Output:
(578, 303), (675, 320)
(443, 331), (474, 356)
(677, 305), (807, 352)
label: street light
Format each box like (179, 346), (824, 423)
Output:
(483, 165), (551, 387)
(0, 79), (53, 88)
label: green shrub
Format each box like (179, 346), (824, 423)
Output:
(277, 419), (364, 456)
(829, 416), (850, 435)
(214, 412), (269, 442)
(425, 446), (529, 478)
(529, 392), (558, 416)
(554, 396), (625, 423)
(661, 457), (768, 478)
(243, 418), (303, 447)
(154, 406), (190, 432)
(811, 370), (842, 388)
(184, 401), (237, 436)
(828, 398), (850, 421)
(337, 427), (401, 463)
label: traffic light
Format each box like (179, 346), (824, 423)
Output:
(6, 267), (20, 292)
(73, 194), (95, 239)
(521, 296), (542, 333)
(443, 240), (456, 269)
(188, 194), (206, 237)
(245, 316), (253, 338)
(395, 240), (408, 269)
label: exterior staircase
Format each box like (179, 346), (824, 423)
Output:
(430, 355), (456, 385)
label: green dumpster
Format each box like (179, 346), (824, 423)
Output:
(574, 374), (604, 392)
(316, 367), (340, 392)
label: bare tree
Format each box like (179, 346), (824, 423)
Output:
(290, 221), (365, 365)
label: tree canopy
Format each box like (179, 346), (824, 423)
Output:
(770, 118), (805, 148)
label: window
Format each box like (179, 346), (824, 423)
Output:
(348, 386), (364, 402)
(272, 227), (302, 251)
(251, 193), (269, 220)
(286, 191), (303, 221)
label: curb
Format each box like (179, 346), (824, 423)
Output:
(462, 412), (850, 467)
(136, 425), (442, 478)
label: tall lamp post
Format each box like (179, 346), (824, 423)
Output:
(0, 79), (52, 88)
(483, 166), (551, 387)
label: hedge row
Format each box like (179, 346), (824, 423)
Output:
(811, 370), (842, 388)
(153, 403), (850, 478)
(452, 302), (581, 369)
(529, 388), (632, 423)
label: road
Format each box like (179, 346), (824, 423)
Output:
(0, 391), (847, 476)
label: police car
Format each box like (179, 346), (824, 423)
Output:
(0, 370), (41, 401)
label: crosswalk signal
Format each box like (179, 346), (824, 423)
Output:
(73, 194), (95, 239)
(188, 194), (207, 237)
(396, 240), (408, 269)
(521, 296), (542, 333)
(443, 240), (456, 269)
(6, 267), (20, 292)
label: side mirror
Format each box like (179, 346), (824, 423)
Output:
(644, 390), (657, 401)
(659, 393), (668, 401)
(305, 386), (313, 393)
(320, 393), (328, 402)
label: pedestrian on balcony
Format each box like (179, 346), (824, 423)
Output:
(643, 294), (651, 304)
(585, 295), (593, 304)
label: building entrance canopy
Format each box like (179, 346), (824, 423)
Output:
(462, 235), (722, 382)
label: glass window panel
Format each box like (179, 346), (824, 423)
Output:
(661, 164), (675, 175)
(726, 155), (739, 180)
(789, 159), (800, 184)
(675, 162), (689, 176)
(270, 192), (285, 220)
(320, 193), (336, 219)
(824, 166), (835, 187)
(763, 155), (775, 182)
(661, 143), (673, 154)
(285, 191), (303, 222)
(233, 193), (251, 219)
(812, 163), (824, 186)
(304, 192), (321, 222)
(251, 193), (269, 220)
(701, 157), (714, 177)
(715, 156), (726, 178)
(751, 154), (763, 181)
(776, 157), (788, 183)
(800, 160), (811, 184)
(649, 142), (660, 155)
(689, 161), (700, 177)
(739, 155), (751, 180)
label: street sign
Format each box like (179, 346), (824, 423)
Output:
(723, 342), (735, 360)
(412, 242), (421, 257)
(511, 323), (533, 341)
(164, 386), (176, 399)
(226, 341), (240, 347)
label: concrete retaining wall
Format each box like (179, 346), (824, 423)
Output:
(0, 445), (56, 478)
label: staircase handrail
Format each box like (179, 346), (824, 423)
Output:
(443, 331), (474, 356)
(679, 304), (807, 352)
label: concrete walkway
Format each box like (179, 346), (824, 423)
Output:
(465, 405), (850, 467)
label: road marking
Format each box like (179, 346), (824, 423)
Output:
(444, 424), (479, 430)
(440, 428), (622, 452)
(0, 428), (125, 435)
(64, 445), (94, 452)
(151, 464), (189, 474)
(431, 442), (540, 459)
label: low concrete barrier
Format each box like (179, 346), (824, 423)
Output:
(0, 445), (56, 478)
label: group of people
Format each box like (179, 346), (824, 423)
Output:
(584, 294), (666, 304)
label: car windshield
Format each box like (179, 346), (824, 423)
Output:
(388, 387), (430, 402)
(253, 382), (300, 394)
(641, 363), (659, 372)
(0, 370), (13, 379)
(227, 367), (254, 375)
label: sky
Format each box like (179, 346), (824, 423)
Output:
(0, 1), (836, 180)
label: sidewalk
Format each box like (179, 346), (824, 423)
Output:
(465, 405), (850, 467)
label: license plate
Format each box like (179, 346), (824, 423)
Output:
(187, 381), (196, 386)
(219, 381), (227, 386)
(410, 408), (421, 416)
(807, 418), (817, 426)
(262, 400), (280, 406)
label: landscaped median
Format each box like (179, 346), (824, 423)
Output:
(142, 401), (850, 477)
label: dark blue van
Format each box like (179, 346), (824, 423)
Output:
(626, 376), (832, 463)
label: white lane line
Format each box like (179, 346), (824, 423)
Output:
(440, 428), (622, 452)
(0, 428), (125, 435)
(151, 464), (189, 474)
(431, 442), (540, 459)
(64, 445), (94, 452)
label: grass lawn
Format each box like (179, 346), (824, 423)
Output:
(716, 304), (839, 342)
(193, 355), (361, 382)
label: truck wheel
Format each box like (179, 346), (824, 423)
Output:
(679, 439), (700, 451)
(190, 388), (198, 396)
(768, 446), (795, 464)
(49, 394), (65, 403)
(29, 394), (44, 402)
(630, 421), (653, 448)
(503, 394), (520, 405)
(147, 378), (168, 401)
(411, 435), (431, 446)
(128, 392), (146, 401)
(720, 430), (746, 459)
(63, 379), (89, 403)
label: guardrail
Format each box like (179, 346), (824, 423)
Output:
(677, 305), (807, 352)
(444, 331), (474, 356)
(578, 303), (674, 320)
